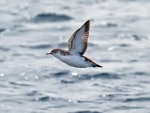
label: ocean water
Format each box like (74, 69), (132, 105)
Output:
(0, 0), (150, 113)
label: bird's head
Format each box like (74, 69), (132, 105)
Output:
(46, 49), (62, 57)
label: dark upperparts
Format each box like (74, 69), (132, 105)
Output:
(83, 56), (103, 68)
(51, 48), (69, 55)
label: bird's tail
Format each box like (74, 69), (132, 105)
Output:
(92, 62), (103, 68)
(83, 56), (103, 68)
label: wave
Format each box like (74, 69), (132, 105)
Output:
(19, 43), (52, 49)
(0, 46), (10, 51)
(52, 71), (69, 77)
(0, 28), (5, 33)
(32, 13), (72, 23)
(119, 34), (148, 41)
(69, 111), (101, 113)
(75, 72), (120, 81)
(60, 79), (74, 84)
(98, 22), (118, 28)
(9, 81), (32, 87)
(125, 97), (150, 102)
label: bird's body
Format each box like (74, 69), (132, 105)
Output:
(47, 20), (102, 68)
(51, 49), (100, 68)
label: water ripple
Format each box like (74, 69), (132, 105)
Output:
(60, 79), (74, 84)
(119, 34), (148, 40)
(125, 97), (150, 102)
(32, 13), (72, 23)
(99, 22), (118, 28)
(113, 105), (143, 110)
(132, 34), (148, 40)
(52, 71), (69, 77)
(119, 43), (130, 47)
(134, 71), (147, 75)
(37, 96), (51, 102)
(69, 111), (101, 113)
(19, 44), (52, 49)
(0, 46), (10, 51)
(26, 90), (39, 96)
(9, 81), (32, 87)
(0, 59), (5, 62)
(76, 73), (120, 81)
(0, 28), (5, 33)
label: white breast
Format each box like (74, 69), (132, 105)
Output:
(57, 55), (92, 68)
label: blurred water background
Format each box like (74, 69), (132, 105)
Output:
(0, 0), (150, 113)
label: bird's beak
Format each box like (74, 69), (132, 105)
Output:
(46, 52), (52, 55)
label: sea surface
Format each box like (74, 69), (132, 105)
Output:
(0, 0), (150, 113)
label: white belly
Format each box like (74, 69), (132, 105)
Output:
(57, 55), (92, 68)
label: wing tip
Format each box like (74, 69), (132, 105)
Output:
(85, 19), (90, 25)
(83, 20), (90, 34)
(86, 19), (90, 23)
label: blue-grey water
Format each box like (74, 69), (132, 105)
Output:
(0, 0), (150, 113)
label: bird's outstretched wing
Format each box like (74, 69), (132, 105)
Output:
(68, 20), (90, 55)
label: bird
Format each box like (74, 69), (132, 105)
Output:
(46, 20), (102, 68)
